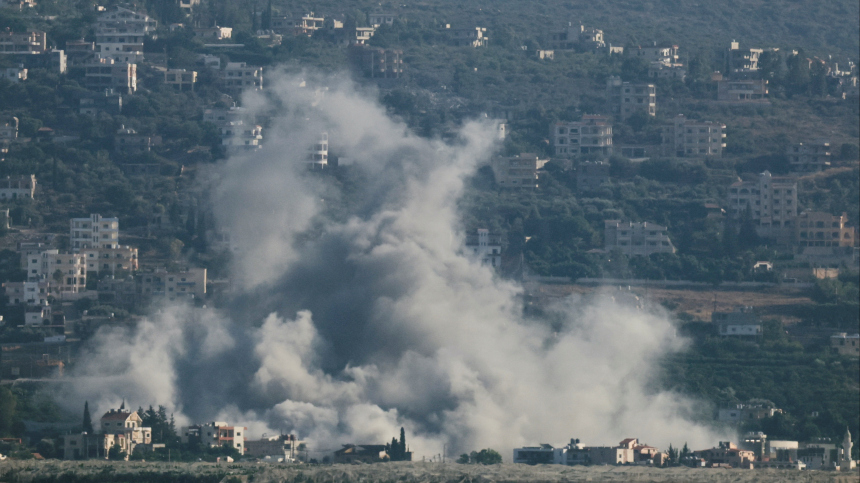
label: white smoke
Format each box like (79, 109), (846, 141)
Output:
(62, 71), (726, 459)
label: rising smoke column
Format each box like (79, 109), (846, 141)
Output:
(64, 71), (723, 458)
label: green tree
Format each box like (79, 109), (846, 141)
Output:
(108, 443), (127, 460)
(457, 453), (470, 464)
(473, 448), (502, 464)
(0, 386), (17, 436)
(82, 401), (93, 434)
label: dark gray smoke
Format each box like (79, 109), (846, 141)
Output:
(62, 71), (725, 458)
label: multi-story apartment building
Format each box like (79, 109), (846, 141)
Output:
(308, 132), (329, 168)
(94, 7), (156, 64)
(137, 268), (206, 302)
(606, 76), (656, 119)
(180, 421), (246, 453)
(577, 160), (610, 191)
(271, 13), (324, 37)
(0, 174), (36, 200)
(727, 171), (798, 242)
(490, 153), (549, 188)
(712, 307), (762, 338)
(63, 408), (152, 460)
(631, 43), (679, 63)
(727, 41), (764, 75)
(348, 44), (403, 78)
(787, 140), (831, 173)
(661, 114), (725, 157)
(368, 13), (397, 27)
(445, 25), (487, 48)
(465, 228), (502, 268)
(70, 214), (120, 252)
(552, 115), (613, 157)
(717, 79), (768, 102)
(114, 125), (153, 153)
(0, 30), (46, 54)
(82, 246), (139, 275)
(220, 62), (263, 97)
(164, 69), (197, 90)
(795, 212), (856, 248)
(85, 57), (136, 94)
(604, 220), (675, 256)
(39, 250), (87, 293)
(547, 23), (604, 50)
(204, 107), (263, 151)
(2, 280), (50, 305)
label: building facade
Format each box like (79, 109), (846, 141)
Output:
(0, 175), (36, 200)
(712, 307), (762, 338)
(604, 220), (675, 256)
(727, 171), (798, 242)
(180, 421), (246, 453)
(137, 268), (206, 302)
(82, 246), (138, 276)
(70, 214), (120, 252)
(606, 76), (656, 119)
(0, 30), (46, 54)
(717, 79), (768, 102)
(84, 58), (136, 94)
(465, 229), (502, 268)
(795, 212), (855, 248)
(490, 153), (548, 188)
(220, 62), (263, 97)
(95, 7), (156, 64)
(552, 116), (613, 157)
(787, 140), (830, 173)
(662, 114), (725, 157)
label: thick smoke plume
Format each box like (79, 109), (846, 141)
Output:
(62, 71), (724, 458)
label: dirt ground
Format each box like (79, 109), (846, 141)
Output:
(1, 460), (859, 483)
(528, 283), (815, 324)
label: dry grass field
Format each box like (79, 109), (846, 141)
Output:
(1, 460), (859, 483)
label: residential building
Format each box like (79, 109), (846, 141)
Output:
(465, 229), (502, 268)
(114, 126), (153, 153)
(798, 440), (837, 470)
(727, 41), (764, 75)
(65, 40), (97, 67)
(85, 58), (137, 94)
(604, 220), (675, 256)
(82, 246), (138, 276)
(39, 250), (87, 294)
(137, 267), (207, 301)
(78, 89), (122, 116)
(547, 23), (604, 50)
(513, 444), (568, 465)
(63, 407), (152, 460)
(180, 421), (246, 453)
(164, 69), (197, 90)
(368, 13), (397, 27)
(0, 116), (17, 142)
(536, 50), (554, 60)
(727, 171), (798, 242)
(0, 30), (47, 54)
(348, 44), (403, 78)
(94, 6), (156, 64)
(552, 115), (613, 156)
(795, 211), (855, 248)
(307, 132), (328, 168)
(2, 65), (26, 83)
(831, 333), (859, 357)
(661, 114), (725, 157)
(24, 301), (51, 326)
(444, 25), (487, 48)
(694, 441), (755, 468)
(490, 153), (549, 188)
(70, 214), (119, 252)
(606, 76), (656, 119)
(717, 79), (768, 102)
(712, 306), (761, 338)
(631, 43), (679, 63)
(245, 434), (303, 460)
(2, 281), (50, 306)
(787, 140), (830, 173)
(576, 160), (610, 191)
(270, 13), (324, 37)
(193, 26), (232, 40)
(0, 175), (36, 200)
(333, 444), (388, 463)
(204, 106), (263, 151)
(648, 62), (686, 80)
(352, 27), (376, 45)
(718, 403), (782, 424)
(220, 62), (263, 97)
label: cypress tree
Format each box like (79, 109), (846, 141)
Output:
(399, 427), (406, 458)
(82, 401), (93, 433)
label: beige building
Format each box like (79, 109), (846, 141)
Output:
(0, 30), (46, 54)
(727, 171), (798, 243)
(180, 421), (246, 453)
(787, 140), (830, 173)
(490, 153), (548, 188)
(662, 114), (725, 157)
(137, 267), (206, 302)
(63, 407), (152, 460)
(0, 174), (36, 200)
(795, 212), (855, 248)
(245, 434), (303, 460)
(717, 79), (768, 101)
(552, 115), (613, 157)
(40, 251), (87, 294)
(695, 441), (755, 468)
(82, 246), (138, 276)
(71, 214), (120, 252)
(830, 333), (859, 357)
(606, 76), (656, 119)
(604, 220), (675, 256)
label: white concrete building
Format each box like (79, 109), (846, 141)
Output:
(137, 267), (206, 301)
(552, 116), (613, 157)
(0, 174), (36, 200)
(82, 246), (138, 276)
(70, 214), (119, 252)
(604, 220), (675, 256)
(368, 13), (397, 27)
(661, 114), (725, 157)
(308, 132), (329, 168)
(38, 250), (87, 294)
(204, 107), (263, 151)
(95, 6), (156, 64)
(445, 25), (487, 48)
(712, 307), (762, 338)
(220, 62), (263, 97)
(180, 421), (246, 453)
(465, 229), (502, 268)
